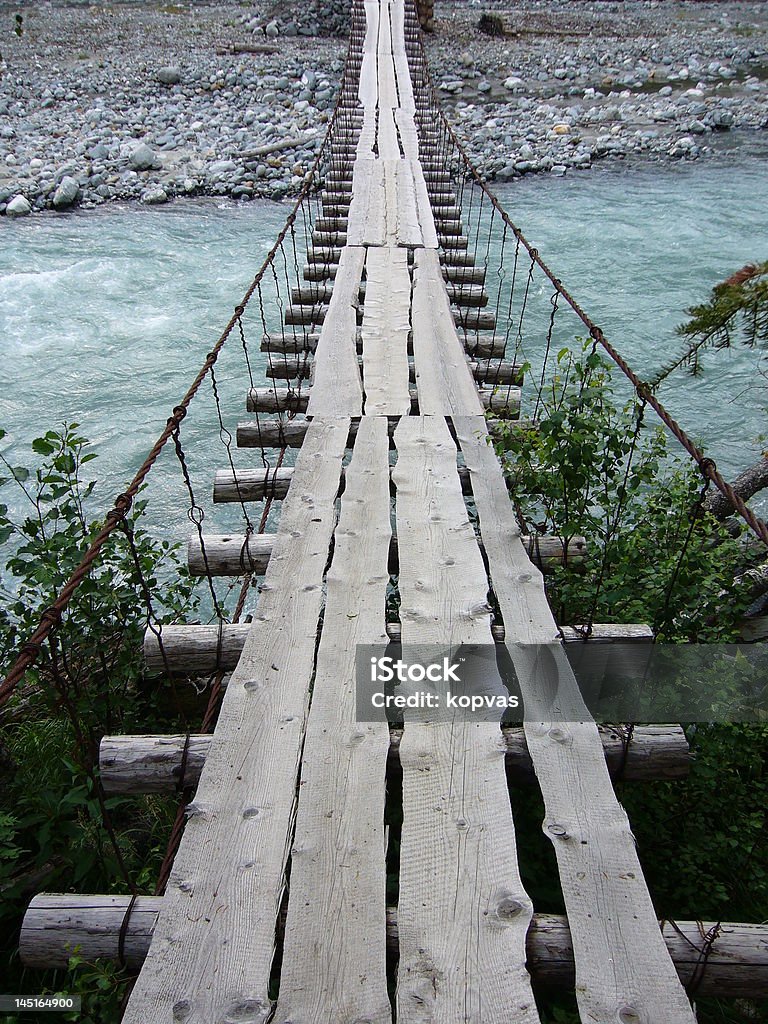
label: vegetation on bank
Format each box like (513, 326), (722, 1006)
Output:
(1, 260), (768, 1022)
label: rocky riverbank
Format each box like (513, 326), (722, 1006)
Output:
(0, 0), (766, 216)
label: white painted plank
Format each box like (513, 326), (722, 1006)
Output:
(273, 416), (392, 1024)
(411, 248), (483, 414)
(453, 415), (697, 1024)
(362, 247), (411, 415)
(392, 415), (540, 1024)
(122, 419), (350, 1024)
(307, 247), (365, 416)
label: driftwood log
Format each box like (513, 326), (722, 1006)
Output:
(20, 895), (768, 998)
(703, 455), (768, 520)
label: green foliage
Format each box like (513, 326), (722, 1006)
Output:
(0, 425), (198, 1019)
(494, 347), (768, 1023)
(493, 345), (752, 640)
(653, 259), (768, 385)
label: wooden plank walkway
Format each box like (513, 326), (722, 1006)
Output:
(69, 0), (701, 1021)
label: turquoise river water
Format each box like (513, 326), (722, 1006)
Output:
(1, 153), (766, 543)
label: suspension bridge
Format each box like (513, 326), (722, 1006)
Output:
(8, 0), (768, 1021)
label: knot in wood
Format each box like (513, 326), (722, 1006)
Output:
(223, 997), (267, 1023)
(617, 1008), (641, 1024)
(494, 896), (525, 921)
(547, 823), (569, 839)
(172, 1000), (191, 1022)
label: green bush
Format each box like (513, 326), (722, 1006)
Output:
(0, 425), (198, 1022)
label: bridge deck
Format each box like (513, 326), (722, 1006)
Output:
(117, 1), (696, 1021)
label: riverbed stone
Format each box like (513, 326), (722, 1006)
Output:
(129, 143), (159, 171)
(6, 194), (32, 217)
(52, 175), (80, 209)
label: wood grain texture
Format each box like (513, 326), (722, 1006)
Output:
(273, 416), (392, 1024)
(122, 419), (349, 1024)
(359, 1), (379, 107)
(453, 415), (697, 1024)
(392, 415), (540, 1024)
(411, 249), (484, 414)
(347, 157), (386, 247)
(395, 159), (422, 246)
(362, 247), (412, 415)
(307, 247), (365, 416)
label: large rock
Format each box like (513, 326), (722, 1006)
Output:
(6, 195), (31, 218)
(129, 143), (158, 171)
(140, 185), (168, 205)
(53, 175), (80, 209)
(157, 67), (182, 85)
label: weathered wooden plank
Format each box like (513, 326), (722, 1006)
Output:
(411, 248), (484, 415)
(307, 247), (365, 417)
(121, 419), (350, 1024)
(391, 416), (540, 1024)
(394, 108), (419, 159)
(347, 158), (386, 246)
(453, 414), (697, 1024)
(378, 106), (400, 161)
(359, 2), (379, 107)
(273, 416), (392, 1024)
(395, 159), (422, 247)
(362, 247), (412, 416)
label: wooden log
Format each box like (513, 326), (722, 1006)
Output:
(246, 388), (309, 414)
(244, 385), (520, 417)
(478, 386), (521, 415)
(443, 265), (486, 285)
(125, 716), (676, 790)
(187, 534), (273, 576)
(264, 357), (312, 381)
(99, 724), (690, 795)
(236, 418), (536, 450)
(261, 329), (362, 354)
(213, 467), (294, 502)
(445, 282), (488, 307)
(236, 419), (314, 449)
(143, 621), (651, 676)
(186, 532), (585, 578)
(454, 308), (497, 330)
(438, 233), (468, 249)
(441, 251), (476, 267)
(22, 899), (762, 999)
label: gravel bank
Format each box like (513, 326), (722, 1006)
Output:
(0, 1), (766, 216)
